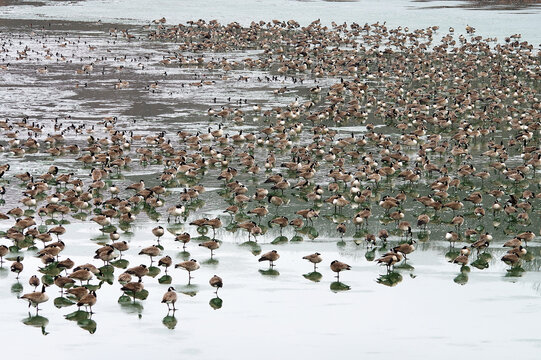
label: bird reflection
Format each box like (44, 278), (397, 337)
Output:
(505, 266), (525, 278)
(376, 271), (403, 287)
(259, 268), (279, 276)
(303, 271), (322, 282)
(453, 272), (469, 285)
(330, 281), (350, 292)
(22, 314), (49, 335)
(179, 284), (199, 297)
(64, 310), (97, 333)
(364, 248), (376, 262)
(162, 314), (178, 329)
(394, 262), (415, 271)
(209, 296), (223, 310)
(470, 255), (490, 270)
(11, 281), (23, 296)
(178, 251), (191, 261)
(203, 258), (219, 266)
(119, 299), (144, 315)
(53, 296), (75, 309)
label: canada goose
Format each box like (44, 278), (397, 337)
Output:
(29, 275), (40, 290)
(249, 207), (269, 222)
(126, 264), (149, 280)
(69, 268), (93, 285)
(175, 259), (200, 283)
(138, 245), (162, 263)
(111, 241), (130, 257)
(20, 284), (49, 312)
(121, 279), (144, 302)
(375, 251), (402, 271)
(152, 226), (165, 241)
(94, 245), (117, 265)
(175, 233), (191, 249)
(393, 240), (416, 260)
(0, 245), (8, 264)
(199, 240), (220, 257)
(205, 218), (222, 238)
(302, 253), (322, 271)
(118, 272), (132, 284)
(11, 256), (23, 279)
(330, 260), (351, 280)
(451, 254), (469, 266)
(162, 286), (177, 311)
(209, 275), (223, 294)
(336, 223), (347, 239)
(54, 275), (75, 294)
(471, 237), (490, 254)
(158, 255), (172, 273)
(66, 286), (89, 300)
(258, 250), (280, 267)
(77, 290), (97, 313)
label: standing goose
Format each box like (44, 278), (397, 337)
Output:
(126, 264), (149, 280)
(111, 241), (129, 257)
(158, 255), (173, 273)
(77, 290), (97, 313)
(121, 279), (144, 303)
(0, 244), (8, 265)
(175, 259), (200, 283)
(54, 275), (75, 294)
(175, 232), (191, 249)
(258, 250), (280, 267)
(330, 260), (351, 280)
(393, 240), (416, 260)
(152, 226), (165, 242)
(209, 275), (223, 294)
(11, 256), (23, 279)
(302, 253), (322, 271)
(199, 239), (220, 257)
(29, 275), (40, 290)
(68, 268), (93, 285)
(138, 245), (162, 264)
(20, 284), (49, 312)
(162, 286), (177, 311)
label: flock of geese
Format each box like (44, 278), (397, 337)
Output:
(0, 18), (539, 329)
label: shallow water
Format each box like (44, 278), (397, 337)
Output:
(0, 4), (540, 360)
(1, 0), (540, 44)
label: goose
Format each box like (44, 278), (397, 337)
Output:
(175, 259), (200, 283)
(330, 260), (351, 280)
(258, 250), (280, 267)
(20, 285), (49, 312)
(162, 286), (177, 311)
(302, 253), (322, 271)
(209, 275), (223, 294)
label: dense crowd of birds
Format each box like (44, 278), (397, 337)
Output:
(0, 17), (539, 332)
